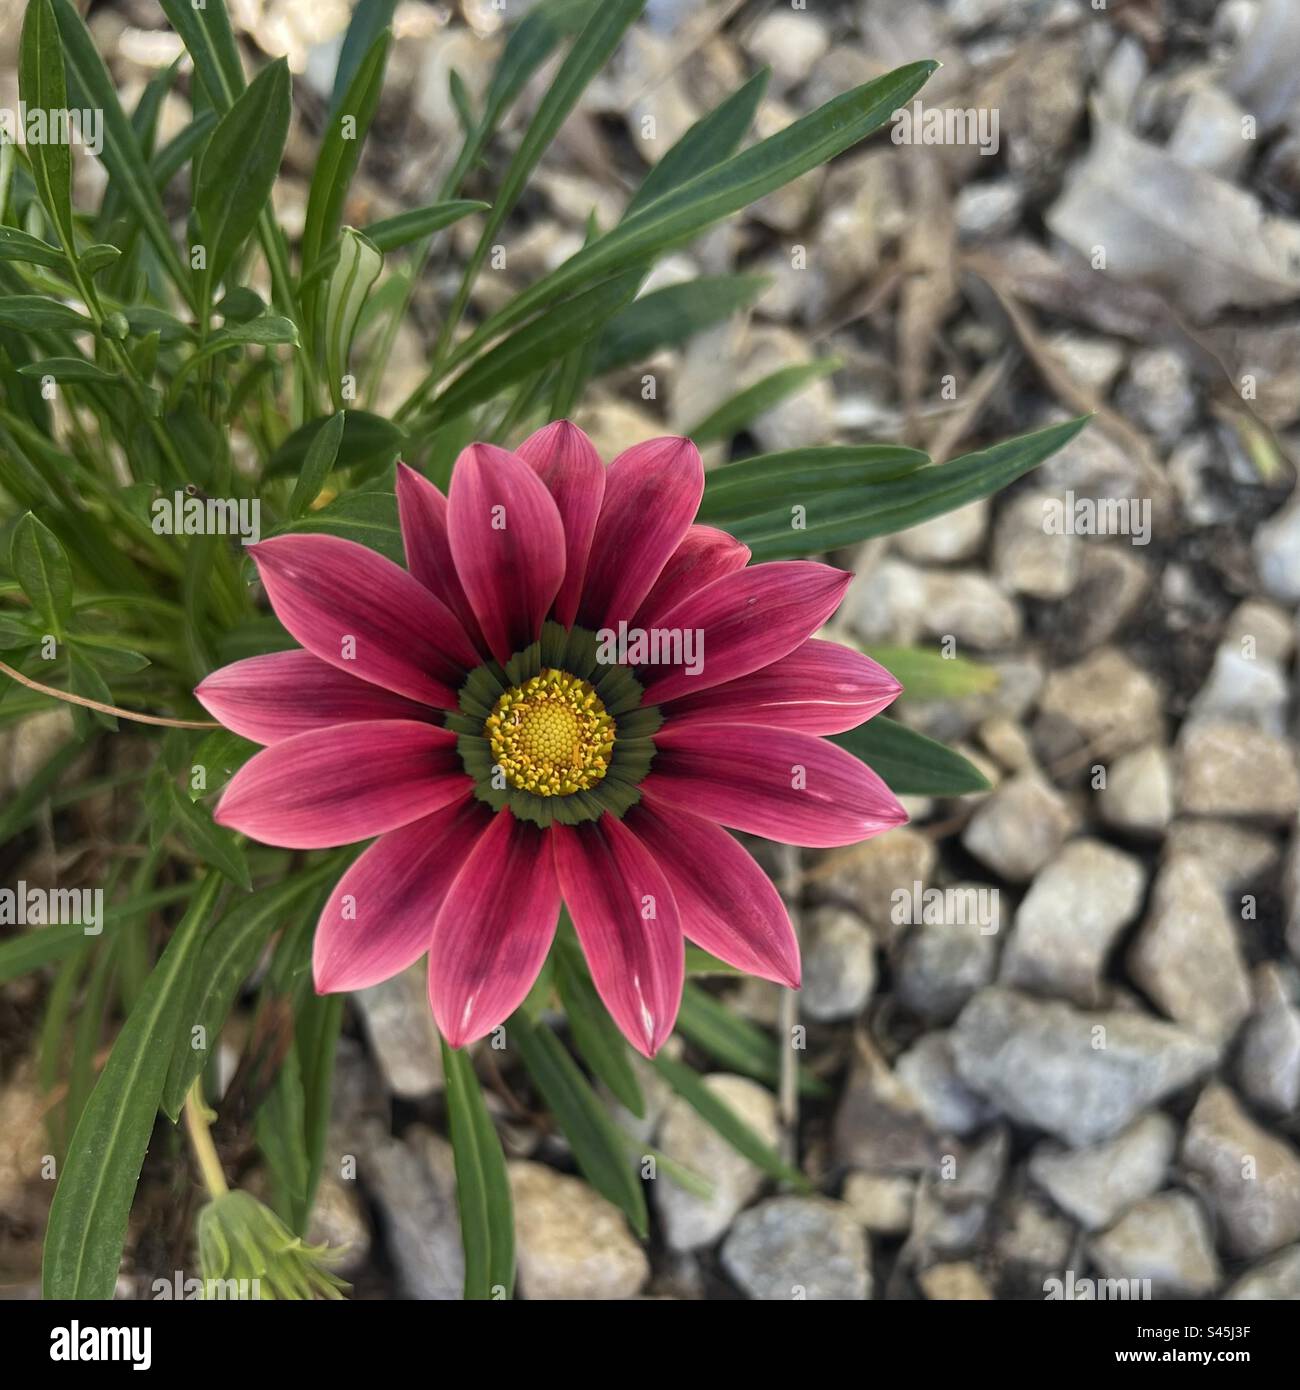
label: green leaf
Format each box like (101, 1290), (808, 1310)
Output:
(684, 945), (742, 977)
(652, 1052), (810, 1189)
(289, 411), (346, 519)
(168, 781), (253, 890)
(0, 296), (94, 332)
(256, 1039), (311, 1228)
(479, 1), (635, 241)
(441, 1040), (516, 1300)
(19, 0), (73, 248)
(0, 920), (88, 984)
(296, 989), (344, 1231)
(268, 410), (404, 479)
(624, 66), (769, 218)
(271, 490), (402, 564)
(0, 224), (65, 268)
(553, 931), (645, 1118)
(361, 200), (490, 253)
(427, 271), (640, 427)
(160, 866), (336, 1121)
(686, 357), (841, 445)
(322, 228), (382, 410)
(697, 443), (927, 524)
(77, 244), (121, 278)
(67, 646), (116, 736)
(194, 58), (292, 294)
(19, 357), (123, 386)
(330, 0), (397, 116)
(43, 872), (223, 1299)
(186, 727), (256, 801)
(593, 273), (769, 374)
(158, 0), (245, 111)
(50, 0), (194, 303)
(676, 984), (827, 1099)
(11, 511), (72, 632)
(509, 1011), (648, 1237)
(832, 715), (991, 797)
(216, 286), (267, 323)
(455, 60), (936, 365)
(727, 416), (1093, 560)
(863, 645), (999, 702)
(302, 28), (391, 277)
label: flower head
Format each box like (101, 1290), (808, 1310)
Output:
(197, 424), (905, 1056)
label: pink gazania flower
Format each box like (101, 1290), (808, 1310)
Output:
(197, 424), (905, 1056)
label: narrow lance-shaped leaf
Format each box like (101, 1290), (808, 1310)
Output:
(553, 930), (645, 1118)
(509, 1011), (648, 1237)
(161, 863), (338, 1120)
(862, 645), (999, 702)
(43, 873), (224, 1299)
(302, 28), (391, 278)
(289, 410), (346, 518)
(0, 225), (65, 268)
(450, 60), (937, 369)
(12, 510), (73, 633)
(18, 0), (73, 248)
(427, 271), (641, 428)
(623, 66), (770, 218)
(686, 357), (842, 446)
(0, 296), (94, 333)
(727, 416), (1092, 561)
(330, 0), (396, 116)
(833, 715), (991, 797)
(50, 0), (195, 306)
(157, 0), (245, 111)
(441, 1040), (516, 1300)
(651, 1053), (811, 1190)
(439, 0), (645, 345)
(593, 273), (770, 375)
(193, 58), (292, 301)
(698, 443), (928, 523)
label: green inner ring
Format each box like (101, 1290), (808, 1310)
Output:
(448, 620), (662, 828)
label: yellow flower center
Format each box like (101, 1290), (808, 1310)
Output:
(486, 669), (615, 797)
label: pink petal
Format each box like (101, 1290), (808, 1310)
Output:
(516, 420), (606, 629)
(429, 812), (561, 1047)
(661, 639), (902, 735)
(395, 462), (490, 656)
(638, 561), (852, 705)
(213, 720), (470, 849)
(195, 648), (437, 745)
(249, 534), (479, 708)
(631, 524), (750, 631)
(627, 797), (799, 987)
(448, 442), (566, 665)
(576, 436), (704, 630)
(313, 795), (490, 992)
(644, 725), (908, 848)
(552, 817), (684, 1057)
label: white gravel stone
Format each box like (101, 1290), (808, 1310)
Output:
(1127, 856), (1252, 1044)
(1089, 1193), (1221, 1298)
(1097, 743), (1174, 835)
(1029, 1114), (1177, 1231)
(1000, 838), (1146, 1006)
(511, 1161), (649, 1300)
(722, 1197), (871, 1300)
(1176, 720), (1300, 822)
(951, 988), (1217, 1146)
(1181, 1083), (1300, 1259)
(962, 772), (1074, 883)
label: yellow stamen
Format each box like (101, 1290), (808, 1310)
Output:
(487, 669), (615, 797)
